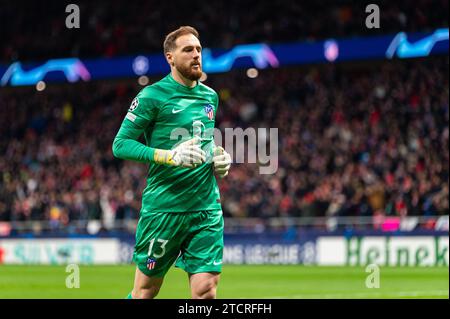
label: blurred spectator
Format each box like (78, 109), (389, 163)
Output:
(1, 0), (448, 63)
(0, 56), (448, 234)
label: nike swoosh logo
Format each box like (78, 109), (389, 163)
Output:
(213, 260), (222, 265)
(171, 98), (197, 114)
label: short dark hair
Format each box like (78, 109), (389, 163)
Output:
(163, 26), (200, 54)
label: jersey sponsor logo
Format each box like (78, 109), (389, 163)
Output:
(171, 98), (197, 114)
(129, 97), (139, 111)
(204, 104), (214, 120)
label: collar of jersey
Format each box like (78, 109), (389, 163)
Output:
(168, 73), (199, 92)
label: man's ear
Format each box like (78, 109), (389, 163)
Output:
(166, 52), (174, 66)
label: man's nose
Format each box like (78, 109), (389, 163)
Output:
(192, 50), (200, 59)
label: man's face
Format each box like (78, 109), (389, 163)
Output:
(168, 34), (202, 81)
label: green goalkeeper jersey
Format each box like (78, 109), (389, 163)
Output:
(112, 74), (222, 215)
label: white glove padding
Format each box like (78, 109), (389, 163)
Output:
(172, 137), (206, 168)
(154, 137), (206, 168)
(213, 146), (231, 178)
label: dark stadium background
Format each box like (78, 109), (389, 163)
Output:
(0, 0), (448, 300)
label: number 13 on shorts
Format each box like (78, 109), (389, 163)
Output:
(148, 238), (169, 258)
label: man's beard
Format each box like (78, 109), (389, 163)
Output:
(176, 62), (202, 81)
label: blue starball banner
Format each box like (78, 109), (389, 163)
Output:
(0, 28), (448, 87)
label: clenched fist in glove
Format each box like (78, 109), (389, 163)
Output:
(154, 137), (206, 168)
(213, 146), (231, 178)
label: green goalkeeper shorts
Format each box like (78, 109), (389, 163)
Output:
(132, 209), (224, 278)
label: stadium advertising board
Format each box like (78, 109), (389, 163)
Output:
(1, 236), (448, 266)
(0, 238), (120, 265)
(222, 242), (316, 265)
(317, 236), (449, 267)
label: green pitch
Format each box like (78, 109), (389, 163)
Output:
(0, 265), (447, 299)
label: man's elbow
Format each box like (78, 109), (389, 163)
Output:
(112, 137), (122, 159)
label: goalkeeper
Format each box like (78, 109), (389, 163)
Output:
(112, 26), (231, 299)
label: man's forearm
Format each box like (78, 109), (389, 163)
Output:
(112, 119), (205, 167)
(112, 135), (155, 163)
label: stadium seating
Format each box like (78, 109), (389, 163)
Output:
(0, 57), (448, 234)
(1, 0), (448, 63)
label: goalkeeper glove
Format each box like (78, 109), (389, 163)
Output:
(153, 137), (206, 168)
(213, 146), (231, 178)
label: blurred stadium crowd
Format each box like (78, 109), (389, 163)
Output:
(0, 1), (448, 234)
(1, 0), (448, 63)
(0, 56), (448, 233)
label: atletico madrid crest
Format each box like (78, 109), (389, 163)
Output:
(146, 257), (156, 270)
(204, 104), (214, 120)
